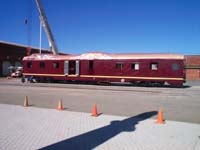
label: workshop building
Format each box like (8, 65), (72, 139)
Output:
(0, 41), (51, 76)
(185, 55), (200, 80)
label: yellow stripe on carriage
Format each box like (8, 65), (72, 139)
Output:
(23, 73), (184, 81)
(23, 73), (65, 77)
(80, 75), (184, 81)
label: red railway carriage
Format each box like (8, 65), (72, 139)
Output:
(22, 52), (185, 86)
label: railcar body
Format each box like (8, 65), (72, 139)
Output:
(22, 52), (185, 86)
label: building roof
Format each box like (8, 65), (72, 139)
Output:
(0, 40), (68, 55)
(0, 40), (49, 51)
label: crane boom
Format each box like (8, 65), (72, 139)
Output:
(35, 0), (58, 55)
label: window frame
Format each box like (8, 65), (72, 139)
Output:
(172, 63), (180, 71)
(116, 62), (123, 70)
(53, 62), (59, 69)
(27, 61), (32, 68)
(150, 62), (158, 70)
(39, 62), (45, 69)
(131, 63), (139, 70)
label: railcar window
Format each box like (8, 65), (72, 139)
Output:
(27, 62), (32, 68)
(150, 63), (158, 70)
(53, 62), (59, 69)
(39, 62), (45, 68)
(172, 63), (180, 70)
(116, 62), (123, 69)
(131, 63), (139, 70)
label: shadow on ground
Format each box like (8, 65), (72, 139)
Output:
(39, 111), (157, 150)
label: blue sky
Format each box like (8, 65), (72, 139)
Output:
(0, 0), (200, 54)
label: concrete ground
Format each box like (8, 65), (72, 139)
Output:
(1, 78), (200, 149)
(0, 104), (200, 150)
(0, 78), (200, 123)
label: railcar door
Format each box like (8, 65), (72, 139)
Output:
(69, 61), (76, 75)
(64, 60), (80, 76)
(89, 60), (93, 75)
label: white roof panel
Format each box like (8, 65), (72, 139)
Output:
(23, 52), (184, 61)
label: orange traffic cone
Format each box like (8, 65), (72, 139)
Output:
(57, 99), (63, 111)
(24, 96), (29, 107)
(92, 103), (98, 117)
(157, 108), (165, 124)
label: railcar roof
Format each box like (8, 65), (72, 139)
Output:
(23, 52), (184, 60)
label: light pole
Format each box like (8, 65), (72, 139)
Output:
(39, 21), (42, 54)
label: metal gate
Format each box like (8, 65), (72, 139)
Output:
(2, 61), (11, 76)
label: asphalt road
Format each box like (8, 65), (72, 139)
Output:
(0, 78), (200, 124)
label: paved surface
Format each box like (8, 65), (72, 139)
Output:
(0, 78), (200, 123)
(0, 104), (200, 150)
